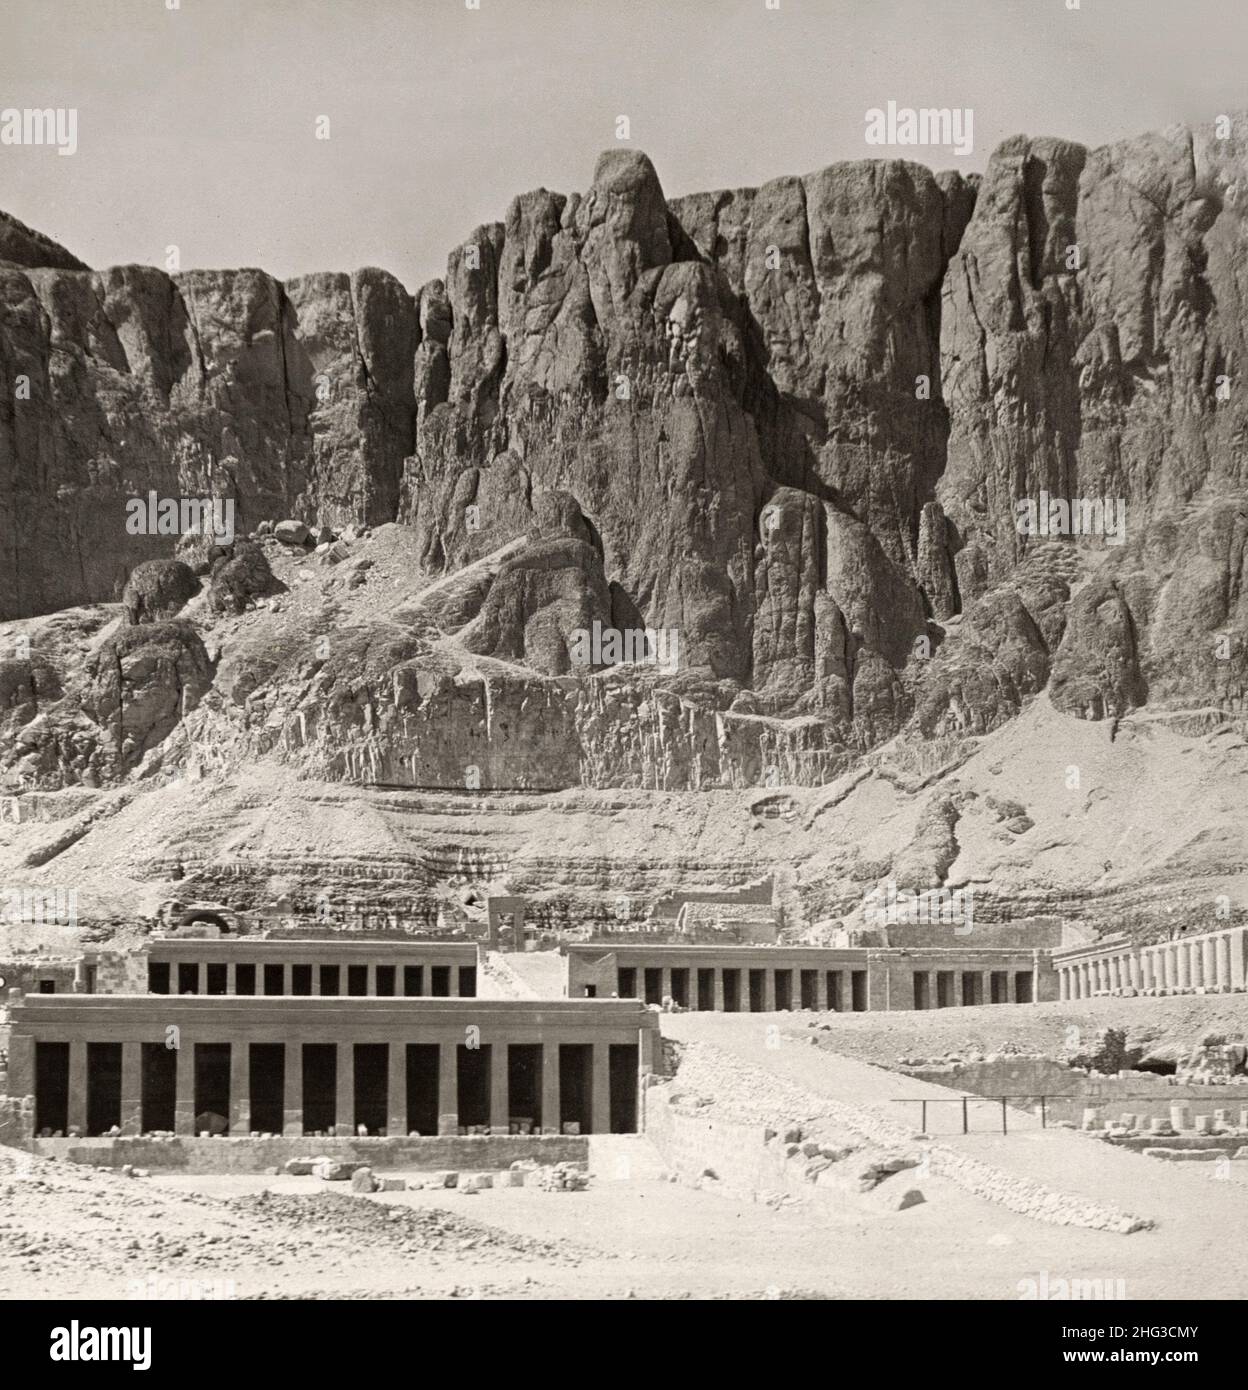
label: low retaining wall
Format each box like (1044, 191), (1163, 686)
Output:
(28, 1134), (588, 1174)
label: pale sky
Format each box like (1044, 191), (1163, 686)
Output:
(2, 0), (1246, 291)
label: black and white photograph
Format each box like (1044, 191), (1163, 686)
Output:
(0, 0), (1245, 1352)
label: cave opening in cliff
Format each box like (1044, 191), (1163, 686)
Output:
(508, 1043), (540, 1129)
(405, 1044), (439, 1135)
(353, 1044), (388, 1135)
(456, 1043), (490, 1129)
(141, 1043), (175, 1133)
(249, 1044), (284, 1135)
(301, 1044), (336, 1133)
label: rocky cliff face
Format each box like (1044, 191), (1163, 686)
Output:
(1, 119), (1246, 800)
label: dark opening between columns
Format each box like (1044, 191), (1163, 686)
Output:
(800, 970), (817, 1009)
(937, 971), (954, 1007)
(141, 1043), (175, 1132)
(559, 1044), (592, 1133)
(177, 963), (198, 995)
(696, 969), (714, 1010)
(430, 966), (451, 997)
(643, 968), (661, 1004)
(774, 971), (792, 1011)
(617, 967), (637, 999)
(86, 1042), (122, 1135)
(319, 965), (340, 996)
(825, 971), (840, 1011)
(723, 969), (741, 1011)
(193, 1043), (230, 1134)
(236, 964), (256, 995)
(263, 965), (283, 996)
(291, 965), (313, 996)
(302, 1044), (337, 1133)
(508, 1043), (540, 1130)
(375, 965), (395, 997)
(458, 965), (476, 997)
(34, 1040), (69, 1134)
(249, 1043), (285, 1134)
(405, 1044), (438, 1135)
(353, 1044), (388, 1135)
(670, 968), (689, 1007)
(748, 969), (764, 1012)
(402, 966), (423, 997)
(609, 1044), (638, 1133)
(1015, 971), (1034, 1003)
(851, 970), (868, 1011)
(347, 965), (367, 997)
(456, 1043), (490, 1129)
(148, 962), (170, 994)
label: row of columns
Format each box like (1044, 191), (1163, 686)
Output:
(631, 966), (865, 1011)
(62, 1038), (620, 1138)
(155, 961), (475, 997)
(1060, 929), (1246, 1000)
(911, 968), (1029, 1008)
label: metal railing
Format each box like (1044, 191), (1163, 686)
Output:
(890, 1094), (1054, 1134)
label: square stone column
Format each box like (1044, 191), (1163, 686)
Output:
(387, 1043), (407, 1136)
(1141, 951), (1154, 990)
(335, 1043), (355, 1135)
(67, 1041), (88, 1134)
(660, 968), (671, 1004)
(982, 970), (993, 1005)
(591, 1044), (612, 1135)
(1230, 930), (1246, 990)
(229, 1041), (250, 1135)
(366, 964), (377, 997)
(283, 1043), (303, 1136)
(1217, 933), (1232, 989)
(815, 970), (828, 1010)
(196, 962), (206, 995)
(952, 970), (964, 1007)
(281, 964), (292, 997)
(541, 1042), (560, 1134)
(490, 1044), (509, 1132)
(1179, 943), (1192, 989)
(225, 962), (236, 995)
(437, 1042), (458, 1134)
(712, 969), (724, 1011)
(120, 1042), (142, 1136)
(174, 1042), (195, 1135)
(763, 970), (776, 1012)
